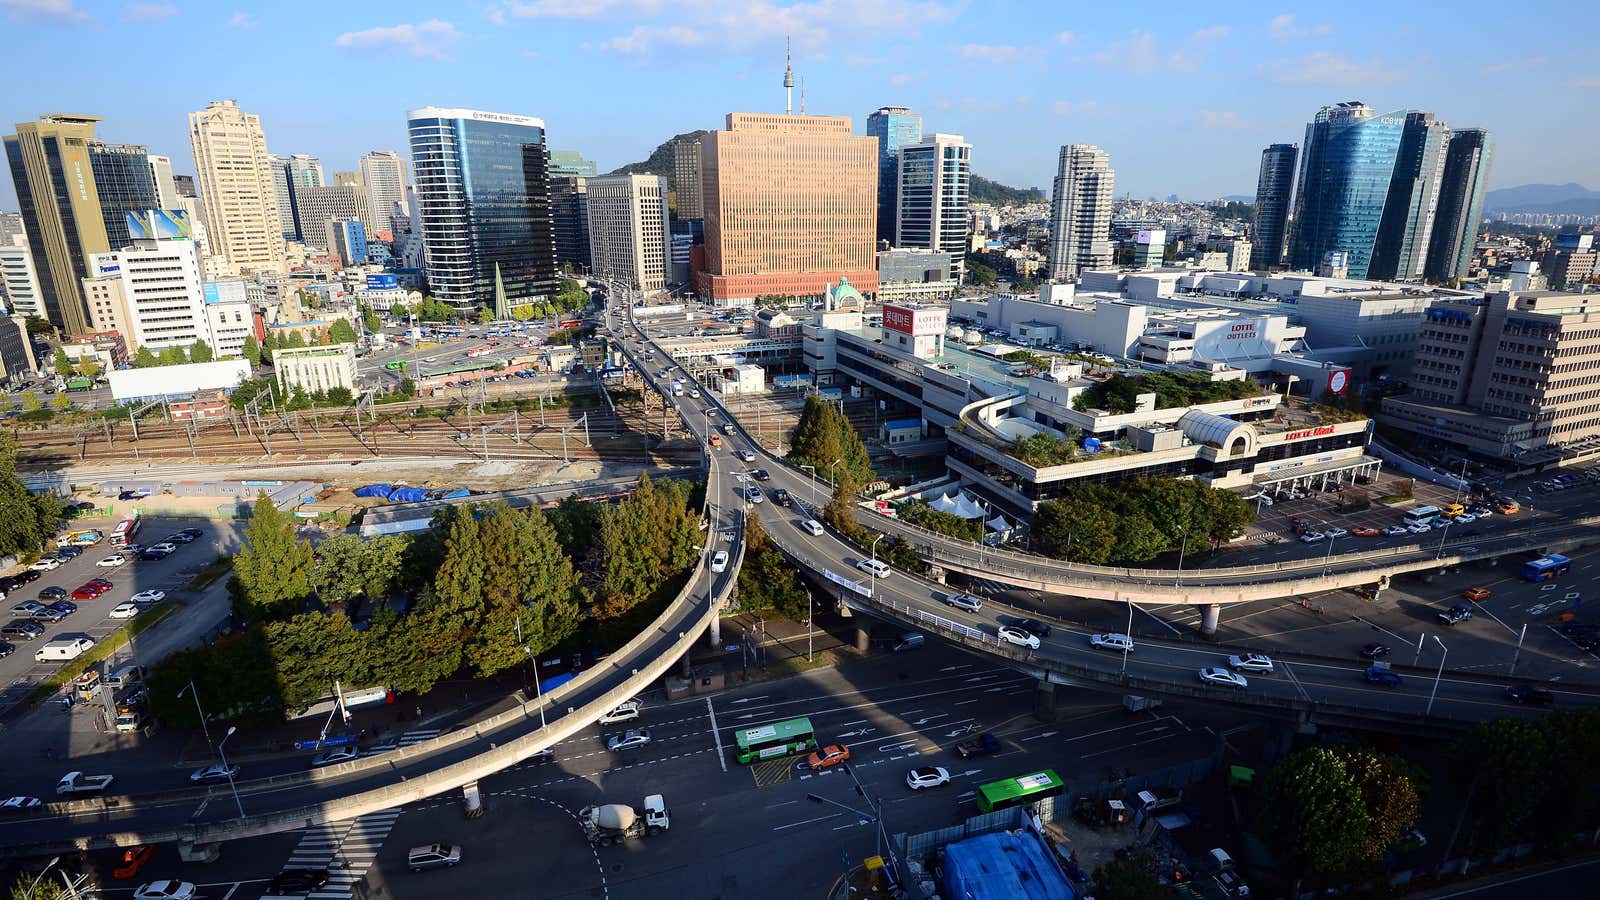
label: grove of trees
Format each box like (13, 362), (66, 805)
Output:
(787, 395), (874, 537)
(0, 434), (65, 561)
(1031, 477), (1254, 565)
(736, 514), (809, 620)
(1072, 370), (1263, 414)
(1260, 745), (1421, 888)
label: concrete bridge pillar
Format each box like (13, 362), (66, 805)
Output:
(1199, 604), (1221, 637)
(1033, 678), (1059, 721)
(855, 624), (871, 652)
(707, 613), (722, 649)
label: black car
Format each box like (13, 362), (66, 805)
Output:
(0, 641), (13, 659)
(38, 586), (68, 601)
(179, 528), (203, 540)
(139, 548), (171, 561)
(753, 469), (771, 481)
(269, 870), (330, 894)
(1506, 684), (1555, 706)
(165, 532), (197, 544)
(16, 570), (39, 584)
(1015, 618), (1054, 638)
(1, 620), (45, 640)
(54, 546), (82, 559)
(1360, 642), (1390, 660)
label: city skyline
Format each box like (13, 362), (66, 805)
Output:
(1, 1), (1595, 214)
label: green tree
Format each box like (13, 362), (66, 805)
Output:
(25, 316), (51, 335)
(546, 494), (603, 561)
(49, 393), (70, 412)
(359, 535), (408, 602)
(263, 611), (370, 710)
(1092, 851), (1168, 900)
(788, 395), (873, 487)
(397, 376), (416, 397)
(967, 261), (998, 287)
(0, 434), (52, 558)
(310, 533), (367, 608)
(329, 318), (358, 344)
(390, 300), (409, 319)
(242, 334), (262, 366)
(361, 305), (381, 333)
(1448, 718), (1550, 852)
(284, 331), (306, 349)
(19, 390), (41, 412)
(79, 359), (100, 380)
(898, 500), (983, 542)
(1535, 709), (1600, 841)
(738, 514), (809, 620)
(1111, 514), (1168, 565)
(325, 386), (354, 406)
(231, 493), (314, 622)
(598, 475), (699, 619)
(133, 346), (158, 368)
(189, 339), (214, 363)
(145, 628), (281, 728)
(159, 346), (188, 366)
(52, 348), (72, 377)
(1261, 746), (1420, 887)
(1032, 499), (1118, 563)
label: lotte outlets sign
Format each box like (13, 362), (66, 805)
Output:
(882, 304), (948, 337)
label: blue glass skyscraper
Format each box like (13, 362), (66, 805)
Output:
(407, 107), (557, 311)
(1425, 129), (1493, 283)
(1288, 102), (1405, 279)
(866, 106), (922, 245)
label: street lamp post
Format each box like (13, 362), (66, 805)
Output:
(178, 680), (216, 761)
(1321, 522), (1338, 576)
(21, 857), (60, 900)
(1174, 526), (1190, 587)
(870, 534), (885, 597)
(218, 725), (245, 819)
(1122, 600), (1134, 675)
(1426, 636), (1448, 717)
(1509, 623), (1528, 677)
(515, 612), (547, 730)
(807, 591), (814, 663)
(1435, 519), (1453, 559)
(802, 464), (816, 507)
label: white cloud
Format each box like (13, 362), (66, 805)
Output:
(603, 24), (705, 54)
(1052, 99), (1100, 116)
(962, 43), (1028, 64)
(1263, 51), (1404, 85)
(493, 0), (662, 18)
(335, 19), (462, 60)
(1268, 14), (1333, 40)
(1574, 78), (1600, 89)
(1055, 30), (1075, 44)
(124, 2), (176, 20)
(1, 0), (89, 22)
(1083, 30), (1159, 74)
(1189, 25), (1230, 42)
(889, 72), (915, 85)
(1481, 55), (1546, 74)
(1199, 110), (1243, 128)
(226, 10), (256, 28)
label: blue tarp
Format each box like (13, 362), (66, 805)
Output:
(539, 672), (577, 693)
(435, 488), (471, 500)
(354, 484), (393, 498)
(387, 487), (428, 503)
(940, 831), (1074, 900)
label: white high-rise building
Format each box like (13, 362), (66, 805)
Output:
(896, 133), (971, 277)
(147, 155), (180, 209)
(202, 279), (253, 358)
(1047, 144), (1115, 280)
(189, 100), (286, 273)
(586, 174), (670, 292)
(0, 233), (44, 319)
(358, 150), (409, 233)
(84, 210), (209, 353)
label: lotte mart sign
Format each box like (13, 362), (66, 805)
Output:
(882, 304), (946, 336)
(1282, 424), (1337, 442)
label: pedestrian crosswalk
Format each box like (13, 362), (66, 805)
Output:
(266, 807), (402, 900)
(397, 727), (441, 747)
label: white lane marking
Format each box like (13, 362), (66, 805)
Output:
(706, 696), (727, 772)
(773, 813), (840, 831)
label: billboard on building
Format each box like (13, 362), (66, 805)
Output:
(366, 274), (399, 290)
(124, 209), (193, 242)
(882, 304), (947, 336)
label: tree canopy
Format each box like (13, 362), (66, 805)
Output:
(1260, 745), (1420, 884)
(1073, 371), (1264, 414)
(1032, 477), (1254, 565)
(230, 493), (314, 622)
(597, 475), (700, 619)
(737, 514), (809, 621)
(0, 434), (62, 559)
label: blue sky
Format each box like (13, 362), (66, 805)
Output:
(2, 0), (1596, 212)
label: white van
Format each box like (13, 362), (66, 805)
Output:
(105, 664), (144, 689)
(856, 559), (891, 578)
(800, 519), (825, 537)
(35, 637), (95, 663)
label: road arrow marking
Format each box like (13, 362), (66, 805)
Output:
(911, 715), (947, 726)
(946, 724), (979, 738)
(1021, 731), (1058, 741)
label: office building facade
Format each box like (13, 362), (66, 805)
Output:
(672, 139), (703, 220)
(294, 185), (366, 251)
(406, 107), (558, 311)
(274, 343), (357, 394)
(271, 153), (324, 241)
(189, 100), (286, 273)
(866, 106), (922, 244)
(5, 114), (114, 335)
(88, 142), (162, 252)
(0, 239), (44, 319)
(548, 150), (597, 177)
(586, 174), (670, 292)
(1288, 102), (1405, 280)
(896, 134), (971, 267)
(1425, 129), (1493, 283)
(1369, 111), (1449, 282)
(326, 219), (368, 268)
(147, 155), (180, 209)
(1047, 144), (1115, 280)
(698, 113), (878, 302)
(202, 279), (253, 357)
(357, 150), (409, 232)
(1250, 143), (1297, 270)
(551, 176), (590, 271)
(85, 209), (208, 353)
(0, 314), (38, 384)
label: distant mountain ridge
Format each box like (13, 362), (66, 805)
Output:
(1485, 182), (1600, 214)
(606, 132), (1041, 205)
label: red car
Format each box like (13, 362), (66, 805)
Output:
(113, 845), (154, 879)
(70, 587), (99, 600)
(88, 579), (113, 590)
(808, 744), (852, 770)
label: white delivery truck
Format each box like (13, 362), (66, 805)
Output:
(35, 637), (95, 663)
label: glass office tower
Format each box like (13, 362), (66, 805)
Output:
(1249, 143), (1297, 270)
(407, 107), (557, 311)
(1369, 111), (1449, 281)
(88, 142), (161, 252)
(1288, 102), (1405, 280)
(1425, 129), (1493, 283)
(866, 106), (922, 245)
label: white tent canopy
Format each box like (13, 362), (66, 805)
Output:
(985, 514), (1011, 532)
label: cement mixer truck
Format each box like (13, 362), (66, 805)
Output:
(579, 795), (670, 847)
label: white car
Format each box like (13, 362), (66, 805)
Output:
(134, 882), (197, 900)
(1090, 633), (1134, 653)
(1453, 514), (1477, 524)
(944, 592), (983, 613)
(311, 745), (359, 767)
(1382, 525), (1410, 536)
(1407, 523), (1432, 534)
(996, 625), (1040, 650)
(598, 697), (643, 724)
(1299, 532), (1326, 543)
(1324, 527), (1349, 539)
(1227, 653), (1274, 674)
(0, 796), (41, 814)
(96, 554), (127, 568)
(736, 450), (756, 462)
(28, 558), (61, 572)
(130, 589), (166, 605)
(1198, 667), (1249, 690)
(710, 551), (729, 573)
(108, 601), (140, 619)
(744, 486), (764, 504)
(905, 766), (951, 791)
(147, 542), (178, 554)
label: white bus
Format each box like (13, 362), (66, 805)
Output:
(1403, 505), (1443, 527)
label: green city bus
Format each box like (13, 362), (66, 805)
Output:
(733, 716), (817, 764)
(385, 360), (407, 370)
(975, 769), (1065, 814)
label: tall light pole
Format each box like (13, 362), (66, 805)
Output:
(1174, 525), (1190, 586)
(21, 857), (60, 900)
(1435, 518), (1454, 559)
(178, 680), (216, 761)
(515, 611), (546, 730)
(1426, 636), (1448, 717)
(802, 464), (817, 507)
(870, 534), (885, 597)
(829, 456), (843, 488)
(806, 592), (815, 663)
(218, 725), (245, 819)
(1122, 600), (1134, 675)
(1321, 521), (1338, 576)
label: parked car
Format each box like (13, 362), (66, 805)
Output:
(37, 586), (68, 601)
(1382, 525), (1410, 536)
(108, 602), (140, 619)
(407, 843), (462, 872)
(1, 620), (45, 641)
(96, 554), (127, 568)
(1198, 667), (1248, 690)
(10, 600), (46, 617)
(1090, 633), (1134, 653)
(1324, 527), (1349, 539)
(1350, 527), (1381, 537)
(1299, 531), (1326, 543)
(130, 590), (166, 606)
(1407, 523), (1432, 534)
(28, 557), (61, 572)
(905, 766), (951, 791)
